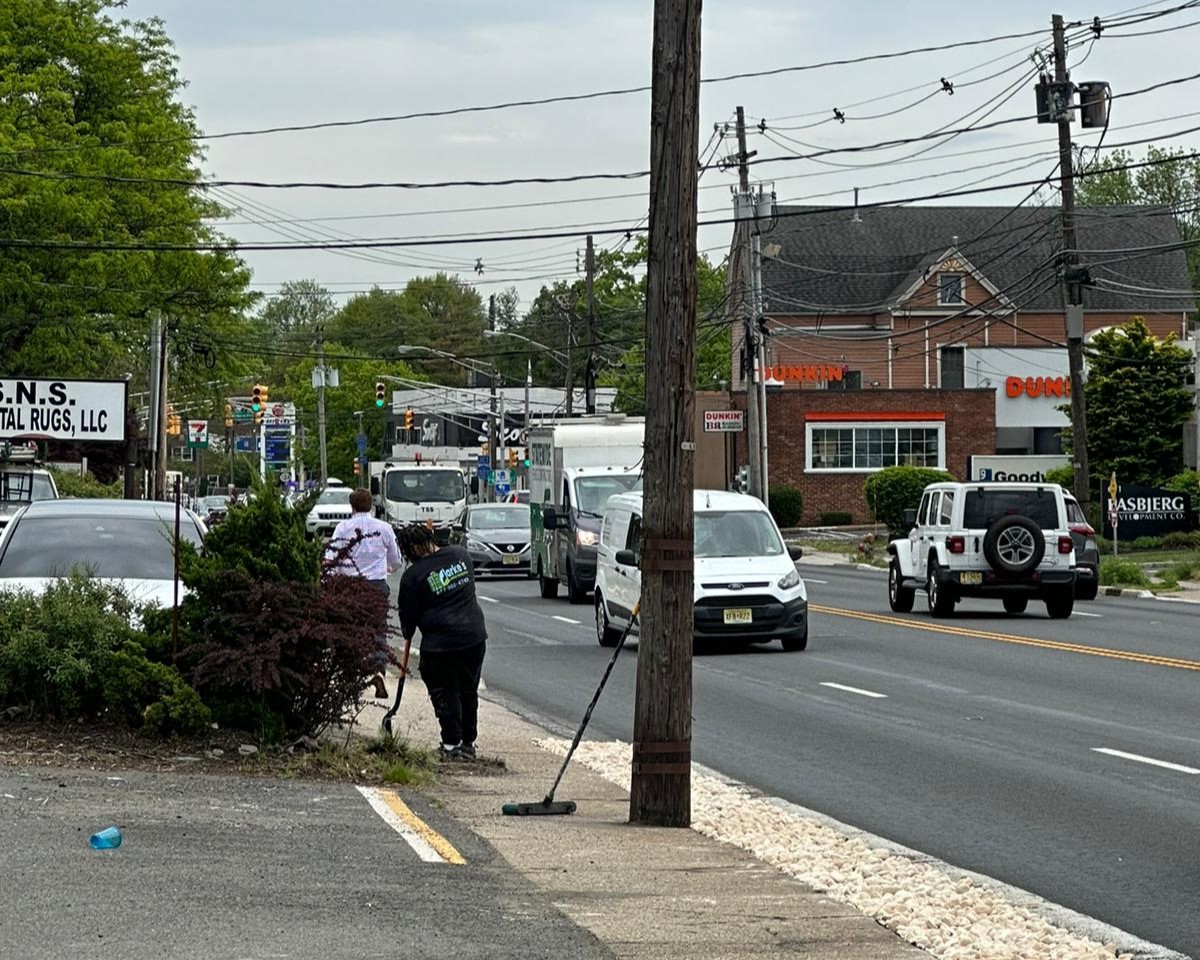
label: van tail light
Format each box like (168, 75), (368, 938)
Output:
(1058, 536), (1074, 554)
(947, 535), (966, 554)
(1070, 523), (1095, 537)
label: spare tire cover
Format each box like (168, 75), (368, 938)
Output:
(983, 514), (1045, 574)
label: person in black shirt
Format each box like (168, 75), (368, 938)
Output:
(395, 524), (488, 760)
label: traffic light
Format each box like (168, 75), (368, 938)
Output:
(375, 381), (386, 408)
(224, 403), (233, 428)
(353, 460), (361, 476)
(260, 384), (269, 409)
(166, 405), (180, 436)
(404, 408), (414, 431)
(508, 447), (518, 469)
(251, 384), (264, 412)
(736, 465), (750, 494)
(522, 448), (531, 468)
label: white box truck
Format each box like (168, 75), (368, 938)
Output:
(528, 416), (644, 603)
(368, 458), (468, 543)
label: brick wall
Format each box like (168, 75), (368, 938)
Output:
(726, 389), (996, 525)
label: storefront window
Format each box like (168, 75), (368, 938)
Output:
(808, 424), (943, 472)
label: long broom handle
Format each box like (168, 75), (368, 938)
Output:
(544, 601), (640, 805)
(382, 634), (413, 731)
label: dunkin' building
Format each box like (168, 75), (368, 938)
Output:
(722, 204), (1195, 524)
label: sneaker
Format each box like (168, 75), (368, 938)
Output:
(459, 742), (477, 760)
(371, 675), (388, 699)
(439, 742), (464, 761)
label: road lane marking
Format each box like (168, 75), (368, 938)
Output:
(1073, 611), (1102, 618)
(804, 578), (829, 584)
(478, 595), (499, 603)
(819, 682), (888, 699)
(356, 786), (466, 864)
(1091, 748), (1200, 775)
(809, 604), (1200, 673)
(552, 615), (582, 625)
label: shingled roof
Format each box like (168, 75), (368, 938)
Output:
(759, 204), (1195, 315)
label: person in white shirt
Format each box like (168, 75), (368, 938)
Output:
(326, 488), (404, 698)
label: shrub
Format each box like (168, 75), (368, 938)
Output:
(864, 466), (955, 534)
(1099, 557), (1152, 587)
(1043, 465), (1074, 491)
(768, 486), (804, 529)
(176, 483), (390, 737)
(1165, 470), (1200, 523)
(819, 511), (853, 526)
(1162, 530), (1200, 550)
(0, 577), (208, 734)
(1130, 536), (1164, 551)
(49, 468), (123, 499)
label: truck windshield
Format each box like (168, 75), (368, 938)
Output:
(695, 510), (784, 559)
(386, 470), (463, 503)
(0, 472), (55, 503)
(573, 475), (642, 517)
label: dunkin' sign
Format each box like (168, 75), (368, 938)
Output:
(1005, 376), (1071, 399)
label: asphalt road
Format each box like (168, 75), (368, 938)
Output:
(0, 768), (608, 960)
(470, 565), (1200, 958)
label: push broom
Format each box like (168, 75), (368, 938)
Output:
(502, 601), (639, 817)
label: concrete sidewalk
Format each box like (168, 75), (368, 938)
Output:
(358, 673), (922, 960)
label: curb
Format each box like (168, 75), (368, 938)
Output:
(1100, 586), (1156, 599)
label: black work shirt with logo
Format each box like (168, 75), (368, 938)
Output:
(397, 545), (487, 653)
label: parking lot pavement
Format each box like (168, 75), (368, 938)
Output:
(0, 767), (609, 960)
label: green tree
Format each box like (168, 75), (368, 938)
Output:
(283, 348), (422, 480)
(1071, 317), (1195, 488)
(259, 279), (336, 336)
(0, 1), (256, 406)
(1076, 146), (1200, 292)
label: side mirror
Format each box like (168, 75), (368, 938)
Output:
(787, 544), (804, 561)
(542, 506), (559, 530)
(615, 549), (638, 568)
(903, 508), (917, 528)
(451, 522), (464, 533)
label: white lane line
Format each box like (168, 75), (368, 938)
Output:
(552, 615), (582, 625)
(804, 578), (829, 584)
(478, 595), (499, 603)
(1074, 611), (1103, 618)
(1091, 747), (1200, 775)
(819, 681), (888, 699)
(356, 786), (444, 862)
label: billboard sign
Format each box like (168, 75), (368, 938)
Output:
(0, 378), (127, 442)
(1102, 484), (1194, 540)
(969, 454), (1069, 484)
(703, 410), (745, 433)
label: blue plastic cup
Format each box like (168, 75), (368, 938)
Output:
(89, 827), (122, 850)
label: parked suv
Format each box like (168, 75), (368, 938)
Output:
(0, 444), (59, 539)
(887, 482), (1077, 619)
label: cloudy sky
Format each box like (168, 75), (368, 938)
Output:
(119, 0), (1200, 307)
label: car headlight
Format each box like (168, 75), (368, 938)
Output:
(777, 568), (801, 590)
(576, 529), (598, 547)
(465, 537), (487, 551)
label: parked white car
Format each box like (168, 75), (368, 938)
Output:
(886, 481), (1077, 619)
(595, 490), (808, 651)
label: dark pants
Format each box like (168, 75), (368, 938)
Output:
(418, 641), (486, 747)
(366, 579), (390, 669)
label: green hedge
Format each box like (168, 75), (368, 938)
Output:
(864, 466), (955, 534)
(49, 468), (123, 499)
(768, 485), (804, 529)
(819, 511), (854, 526)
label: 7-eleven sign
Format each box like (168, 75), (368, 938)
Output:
(186, 420), (209, 448)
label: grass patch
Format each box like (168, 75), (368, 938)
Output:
(1099, 557), (1153, 588)
(283, 732), (438, 785)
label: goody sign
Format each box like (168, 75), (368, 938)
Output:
(0, 378), (127, 442)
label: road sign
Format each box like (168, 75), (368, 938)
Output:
(703, 410), (745, 433)
(356, 434), (367, 455)
(186, 421), (209, 448)
(272, 403), (284, 418)
(233, 406), (253, 422)
(477, 464), (490, 481)
(493, 469), (510, 484)
(496, 482), (510, 496)
(1108, 471), (1118, 501)
(0, 377), (127, 443)
(477, 454), (490, 467)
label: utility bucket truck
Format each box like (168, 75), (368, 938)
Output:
(528, 416), (644, 603)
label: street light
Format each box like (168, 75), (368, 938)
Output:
(396, 343), (490, 376)
(483, 330), (568, 368)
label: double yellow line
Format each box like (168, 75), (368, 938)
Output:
(810, 604), (1200, 672)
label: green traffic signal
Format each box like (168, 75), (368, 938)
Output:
(375, 398), (385, 407)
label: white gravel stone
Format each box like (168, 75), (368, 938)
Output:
(538, 737), (1140, 960)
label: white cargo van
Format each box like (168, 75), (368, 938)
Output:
(594, 490), (809, 651)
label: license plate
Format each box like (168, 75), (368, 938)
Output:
(723, 608), (753, 625)
(502, 555), (521, 565)
(960, 571), (983, 585)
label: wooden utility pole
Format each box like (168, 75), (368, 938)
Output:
(155, 325), (169, 500)
(563, 297), (575, 416)
(630, 0), (701, 828)
(1053, 13), (1091, 515)
(734, 107), (761, 499)
(585, 235), (597, 414)
(316, 327), (329, 486)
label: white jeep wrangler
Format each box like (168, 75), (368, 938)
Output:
(887, 482), (1078, 619)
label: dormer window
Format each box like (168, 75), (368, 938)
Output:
(937, 272), (965, 305)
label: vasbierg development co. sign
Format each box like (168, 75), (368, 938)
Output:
(1102, 484), (1194, 540)
(0, 378), (127, 443)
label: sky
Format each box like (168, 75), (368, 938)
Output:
(117, 0), (1200, 309)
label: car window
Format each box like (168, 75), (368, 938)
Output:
(926, 492), (941, 527)
(695, 510), (784, 558)
(1065, 499), (1085, 525)
(0, 515), (203, 579)
(467, 505), (529, 530)
(573, 475), (643, 518)
(939, 491), (955, 526)
(917, 493), (931, 527)
(625, 514), (643, 563)
(963, 489), (1060, 530)
(317, 488), (352, 505)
